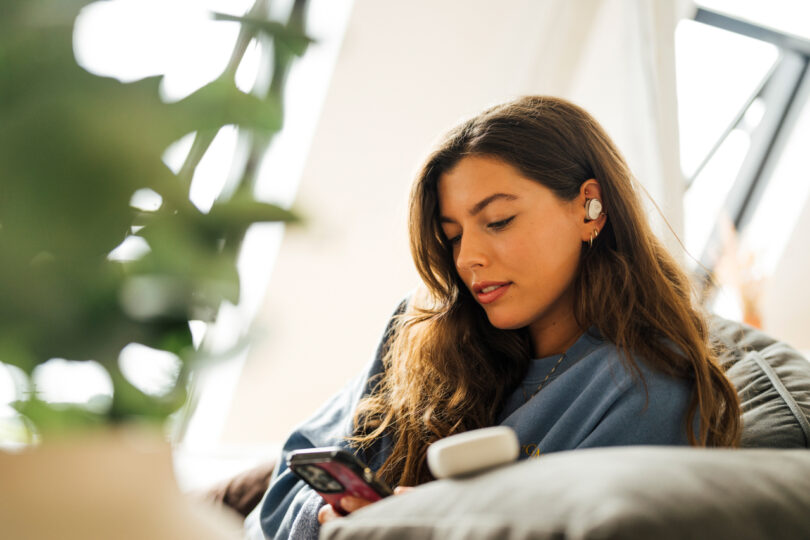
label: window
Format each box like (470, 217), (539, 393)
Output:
(676, 3), (810, 320)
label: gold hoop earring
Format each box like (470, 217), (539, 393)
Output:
(589, 228), (599, 248)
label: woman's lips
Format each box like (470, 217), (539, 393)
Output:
(475, 283), (511, 304)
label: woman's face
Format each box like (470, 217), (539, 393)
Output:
(437, 155), (585, 334)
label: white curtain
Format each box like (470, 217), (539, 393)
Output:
(217, 0), (689, 446)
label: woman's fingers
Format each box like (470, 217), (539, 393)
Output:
(320, 490), (411, 525)
(317, 503), (342, 525)
(339, 495), (372, 512)
(317, 496), (374, 525)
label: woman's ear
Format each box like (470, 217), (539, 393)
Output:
(580, 179), (602, 204)
(578, 179), (607, 241)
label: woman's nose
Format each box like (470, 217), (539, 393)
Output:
(455, 234), (488, 271)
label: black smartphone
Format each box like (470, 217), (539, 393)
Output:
(287, 447), (393, 515)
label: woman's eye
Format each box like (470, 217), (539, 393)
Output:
(444, 217), (514, 246)
(488, 216), (515, 230)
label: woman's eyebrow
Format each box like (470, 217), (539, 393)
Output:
(439, 193), (518, 223)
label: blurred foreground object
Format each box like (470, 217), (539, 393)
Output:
(0, 427), (244, 540)
(0, 0), (309, 437)
(0, 0), (309, 536)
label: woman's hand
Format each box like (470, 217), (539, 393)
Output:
(318, 487), (414, 525)
(317, 495), (372, 524)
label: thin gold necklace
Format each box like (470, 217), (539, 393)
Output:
(522, 353), (566, 401)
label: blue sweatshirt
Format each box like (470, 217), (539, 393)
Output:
(245, 309), (696, 540)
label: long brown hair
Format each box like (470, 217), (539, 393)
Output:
(349, 96), (741, 487)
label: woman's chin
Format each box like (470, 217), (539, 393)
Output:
(484, 310), (527, 331)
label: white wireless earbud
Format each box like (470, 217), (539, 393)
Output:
(585, 198), (603, 222)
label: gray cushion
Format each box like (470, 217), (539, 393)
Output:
(321, 446), (810, 540)
(709, 316), (810, 447)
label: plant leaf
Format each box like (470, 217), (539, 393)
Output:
(172, 77), (283, 133)
(212, 12), (314, 56)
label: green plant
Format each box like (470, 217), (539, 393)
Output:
(0, 0), (310, 437)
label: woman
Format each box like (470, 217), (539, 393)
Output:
(247, 96), (741, 539)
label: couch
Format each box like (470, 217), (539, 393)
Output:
(208, 316), (810, 539)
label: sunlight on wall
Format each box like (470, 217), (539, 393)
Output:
(0, 365), (19, 406)
(0, 364), (28, 447)
(73, 0), (253, 101)
(119, 344), (182, 397)
(180, 0), (355, 449)
(188, 125), (241, 213)
(32, 359), (113, 408)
